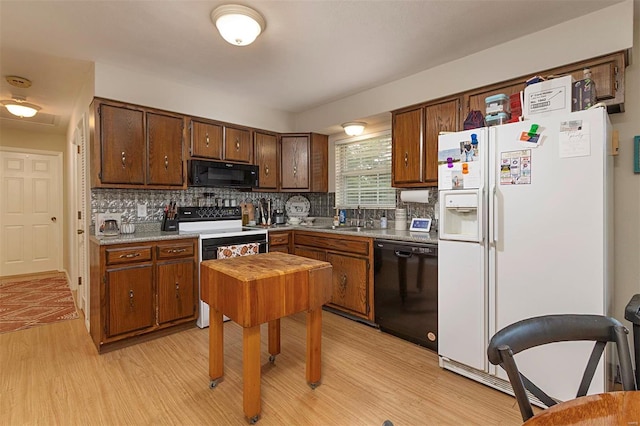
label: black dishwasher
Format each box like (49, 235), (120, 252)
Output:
(374, 239), (438, 351)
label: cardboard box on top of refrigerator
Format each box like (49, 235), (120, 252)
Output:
(523, 75), (574, 119)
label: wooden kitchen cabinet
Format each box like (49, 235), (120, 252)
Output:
(189, 118), (252, 163)
(392, 98), (460, 188)
(90, 237), (198, 353)
(191, 120), (223, 159)
(294, 231), (373, 321)
(96, 102), (145, 185)
(268, 230), (291, 253)
(463, 51), (627, 117)
(90, 98), (186, 189)
(254, 131), (279, 190)
(392, 107), (422, 186)
(280, 133), (328, 192)
(147, 112), (185, 186)
(106, 263), (154, 337)
(224, 126), (252, 163)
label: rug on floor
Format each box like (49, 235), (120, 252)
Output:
(0, 274), (79, 333)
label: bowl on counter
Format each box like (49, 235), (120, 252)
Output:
(302, 217), (316, 226)
(287, 217), (302, 225)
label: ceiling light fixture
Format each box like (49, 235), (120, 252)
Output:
(211, 4), (265, 46)
(1, 95), (41, 118)
(342, 122), (367, 136)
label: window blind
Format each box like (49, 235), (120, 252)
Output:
(335, 132), (396, 209)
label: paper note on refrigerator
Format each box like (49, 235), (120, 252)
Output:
(559, 121), (590, 158)
(500, 150), (531, 185)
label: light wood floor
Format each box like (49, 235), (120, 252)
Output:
(1, 309), (523, 425)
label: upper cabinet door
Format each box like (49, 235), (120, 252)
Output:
(191, 121), (223, 159)
(255, 131), (278, 190)
(99, 104), (145, 185)
(147, 112), (184, 186)
(281, 135), (309, 190)
(392, 107), (423, 186)
(224, 126), (252, 163)
(425, 99), (460, 185)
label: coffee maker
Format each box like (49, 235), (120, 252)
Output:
(273, 209), (286, 225)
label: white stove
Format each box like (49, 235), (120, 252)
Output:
(177, 207), (268, 328)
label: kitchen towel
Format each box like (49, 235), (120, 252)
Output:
(217, 243), (260, 259)
(400, 190), (430, 203)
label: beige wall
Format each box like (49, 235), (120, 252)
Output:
(0, 126), (68, 272)
(610, 4), (640, 325)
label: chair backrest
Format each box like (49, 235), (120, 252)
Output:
(487, 314), (636, 422)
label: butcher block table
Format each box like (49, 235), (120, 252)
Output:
(200, 252), (333, 424)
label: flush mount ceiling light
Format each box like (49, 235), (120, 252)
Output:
(211, 4), (265, 46)
(342, 122), (367, 136)
(2, 76), (40, 118)
(1, 95), (41, 118)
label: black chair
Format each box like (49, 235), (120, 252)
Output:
(625, 294), (640, 386)
(487, 314), (636, 421)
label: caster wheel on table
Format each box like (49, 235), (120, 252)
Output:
(247, 415), (260, 424)
(308, 381), (320, 390)
(269, 355), (276, 364)
(209, 379), (220, 389)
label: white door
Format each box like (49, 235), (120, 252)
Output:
(489, 108), (609, 401)
(0, 149), (62, 277)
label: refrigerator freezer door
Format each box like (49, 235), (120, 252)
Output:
(489, 108), (610, 401)
(438, 129), (488, 191)
(438, 238), (487, 371)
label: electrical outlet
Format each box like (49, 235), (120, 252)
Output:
(137, 203), (147, 218)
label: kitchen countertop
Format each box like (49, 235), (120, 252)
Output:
(257, 224), (438, 245)
(89, 221), (438, 246)
(90, 230), (200, 246)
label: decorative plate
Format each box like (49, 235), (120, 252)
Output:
(285, 195), (310, 218)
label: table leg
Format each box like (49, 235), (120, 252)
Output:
(268, 319), (281, 364)
(243, 325), (261, 423)
(209, 306), (224, 387)
(306, 308), (322, 389)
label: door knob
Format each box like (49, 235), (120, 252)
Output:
(51, 217), (57, 222)
(77, 229), (84, 234)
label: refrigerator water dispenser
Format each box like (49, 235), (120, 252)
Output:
(439, 190), (481, 242)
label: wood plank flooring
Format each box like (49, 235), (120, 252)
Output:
(1, 309), (523, 425)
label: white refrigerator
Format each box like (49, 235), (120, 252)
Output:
(437, 107), (613, 403)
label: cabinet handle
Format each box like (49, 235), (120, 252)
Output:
(205, 133), (209, 147)
(166, 248), (186, 254)
(175, 282), (180, 299)
(164, 156), (169, 169)
(119, 253), (141, 259)
(121, 151), (126, 168)
(129, 290), (134, 308)
(235, 138), (240, 151)
(293, 165), (297, 176)
(265, 165), (269, 176)
(404, 152), (409, 167)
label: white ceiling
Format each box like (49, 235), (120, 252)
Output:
(0, 0), (624, 135)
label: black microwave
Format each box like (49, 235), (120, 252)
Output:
(188, 160), (259, 188)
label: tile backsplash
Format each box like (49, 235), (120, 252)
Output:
(90, 188), (438, 226)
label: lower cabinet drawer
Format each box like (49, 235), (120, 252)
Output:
(157, 242), (195, 259)
(105, 246), (153, 265)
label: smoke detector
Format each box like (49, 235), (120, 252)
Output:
(6, 76), (33, 89)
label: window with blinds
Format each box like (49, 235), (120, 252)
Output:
(335, 131), (396, 209)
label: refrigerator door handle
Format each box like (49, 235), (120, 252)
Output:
(478, 189), (484, 243)
(492, 185), (499, 243)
